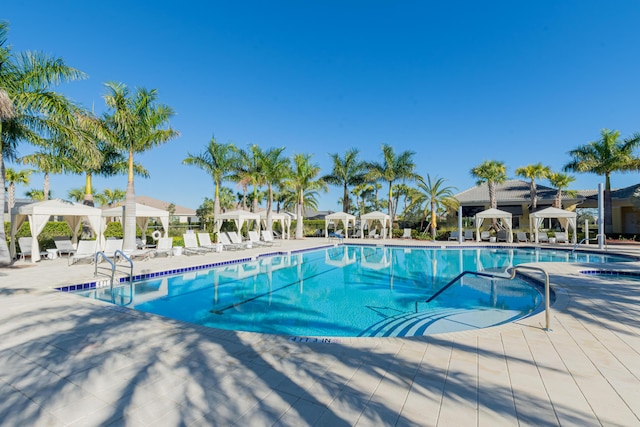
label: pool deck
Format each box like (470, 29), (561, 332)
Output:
(2, 238), (640, 426)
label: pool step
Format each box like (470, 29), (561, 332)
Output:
(359, 307), (468, 337)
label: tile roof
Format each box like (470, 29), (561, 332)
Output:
(455, 179), (579, 203)
(135, 196), (196, 215)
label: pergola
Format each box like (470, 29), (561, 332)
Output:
(214, 210), (261, 237)
(359, 211), (391, 239)
(259, 211), (292, 240)
(102, 203), (170, 243)
(10, 199), (103, 262)
(474, 208), (513, 243)
(324, 212), (356, 240)
(529, 207), (577, 244)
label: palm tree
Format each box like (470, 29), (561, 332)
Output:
(100, 82), (179, 250)
(351, 182), (373, 216)
(19, 151), (69, 200)
(95, 188), (126, 207)
(183, 136), (237, 219)
(257, 146), (290, 232)
(0, 21), (86, 265)
(470, 160), (507, 210)
(322, 148), (365, 213)
(5, 167), (31, 213)
(286, 153), (327, 239)
(416, 175), (458, 238)
(564, 129), (640, 233)
(67, 187), (86, 203)
(548, 172), (576, 209)
(233, 145), (264, 213)
(515, 163), (551, 211)
(25, 188), (49, 201)
(365, 144), (419, 223)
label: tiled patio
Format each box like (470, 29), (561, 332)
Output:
(1, 239), (640, 426)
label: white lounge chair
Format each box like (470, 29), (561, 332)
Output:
(227, 231), (249, 248)
(555, 232), (568, 243)
(449, 231), (460, 241)
(402, 228), (412, 239)
(464, 230), (474, 241)
(102, 239), (123, 261)
(516, 232), (529, 243)
(17, 237), (33, 261)
(262, 230), (281, 246)
(219, 232), (244, 250)
(480, 231), (491, 241)
(197, 232), (221, 251)
(182, 233), (209, 255)
(69, 240), (97, 266)
(538, 232), (550, 243)
(367, 229), (379, 239)
(54, 238), (76, 257)
(248, 230), (270, 247)
(154, 237), (173, 257)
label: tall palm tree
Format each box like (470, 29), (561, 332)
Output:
(351, 182), (373, 216)
(0, 21), (86, 265)
(25, 188), (49, 201)
(101, 82), (179, 250)
(257, 146), (290, 232)
(286, 153), (327, 239)
(183, 136), (237, 219)
(233, 145), (264, 213)
(547, 172), (576, 209)
(365, 144), (419, 223)
(322, 148), (365, 213)
(19, 151), (69, 200)
(416, 175), (458, 238)
(515, 163), (551, 211)
(470, 160), (507, 210)
(5, 167), (31, 213)
(67, 187), (86, 203)
(564, 129), (640, 233)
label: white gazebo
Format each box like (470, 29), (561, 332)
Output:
(102, 203), (170, 243)
(529, 207), (577, 244)
(359, 211), (391, 239)
(259, 211), (292, 240)
(9, 199), (103, 262)
(324, 212), (356, 240)
(474, 208), (513, 243)
(214, 210), (261, 237)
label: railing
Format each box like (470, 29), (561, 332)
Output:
(93, 250), (134, 305)
(425, 266), (552, 331)
(571, 233), (608, 254)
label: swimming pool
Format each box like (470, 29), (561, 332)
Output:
(73, 245), (633, 337)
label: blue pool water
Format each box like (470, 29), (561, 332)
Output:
(74, 245), (632, 337)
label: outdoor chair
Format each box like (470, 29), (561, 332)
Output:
(218, 232), (244, 250)
(261, 230), (281, 246)
(227, 231), (250, 248)
(154, 237), (173, 257)
(448, 231), (460, 241)
(480, 231), (491, 241)
(17, 237), (33, 261)
(54, 237), (76, 257)
(464, 230), (474, 240)
(538, 232), (550, 243)
(497, 230), (508, 242)
(402, 228), (412, 239)
(555, 232), (568, 243)
(69, 240), (97, 266)
(197, 232), (220, 251)
(101, 239), (123, 261)
(516, 232), (529, 243)
(182, 233), (209, 255)
(248, 230), (270, 247)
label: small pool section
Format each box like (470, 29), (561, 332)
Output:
(72, 245), (632, 337)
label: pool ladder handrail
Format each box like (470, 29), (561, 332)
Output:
(94, 250), (134, 293)
(425, 266), (551, 331)
(571, 234), (607, 255)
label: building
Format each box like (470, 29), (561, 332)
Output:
(135, 196), (198, 224)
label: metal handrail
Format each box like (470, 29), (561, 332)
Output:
(94, 252), (116, 291)
(426, 266), (552, 331)
(571, 234), (608, 254)
(115, 250), (134, 284)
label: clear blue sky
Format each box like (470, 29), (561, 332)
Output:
(4, 1), (640, 211)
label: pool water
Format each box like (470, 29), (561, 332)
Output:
(74, 245), (631, 337)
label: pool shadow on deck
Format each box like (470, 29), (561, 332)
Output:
(0, 287), (617, 426)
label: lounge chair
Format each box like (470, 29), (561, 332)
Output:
(402, 228), (412, 239)
(538, 232), (550, 243)
(54, 237), (76, 257)
(248, 230), (270, 247)
(69, 240), (97, 266)
(262, 230), (281, 246)
(182, 233), (209, 255)
(367, 229), (379, 239)
(480, 231), (491, 241)
(449, 231), (460, 241)
(197, 232), (221, 251)
(516, 232), (529, 243)
(555, 232), (568, 243)
(17, 237), (33, 261)
(101, 239), (123, 261)
(154, 237), (173, 257)
(497, 230), (508, 242)
(464, 230), (474, 241)
(218, 232), (244, 250)
(227, 231), (249, 248)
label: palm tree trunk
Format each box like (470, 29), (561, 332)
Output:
(605, 175), (613, 234)
(43, 172), (50, 201)
(296, 190), (304, 239)
(266, 185), (273, 232)
(343, 183), (349, 213)
(83, 173), (94, 206)
(531, 180), (538, 210)
(0, 148), (12, 266)
(388, 182), (394, 223)
(123, 151), (137, 251)
(252, 186), (258, 213)
(430, 200), (437, 238)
